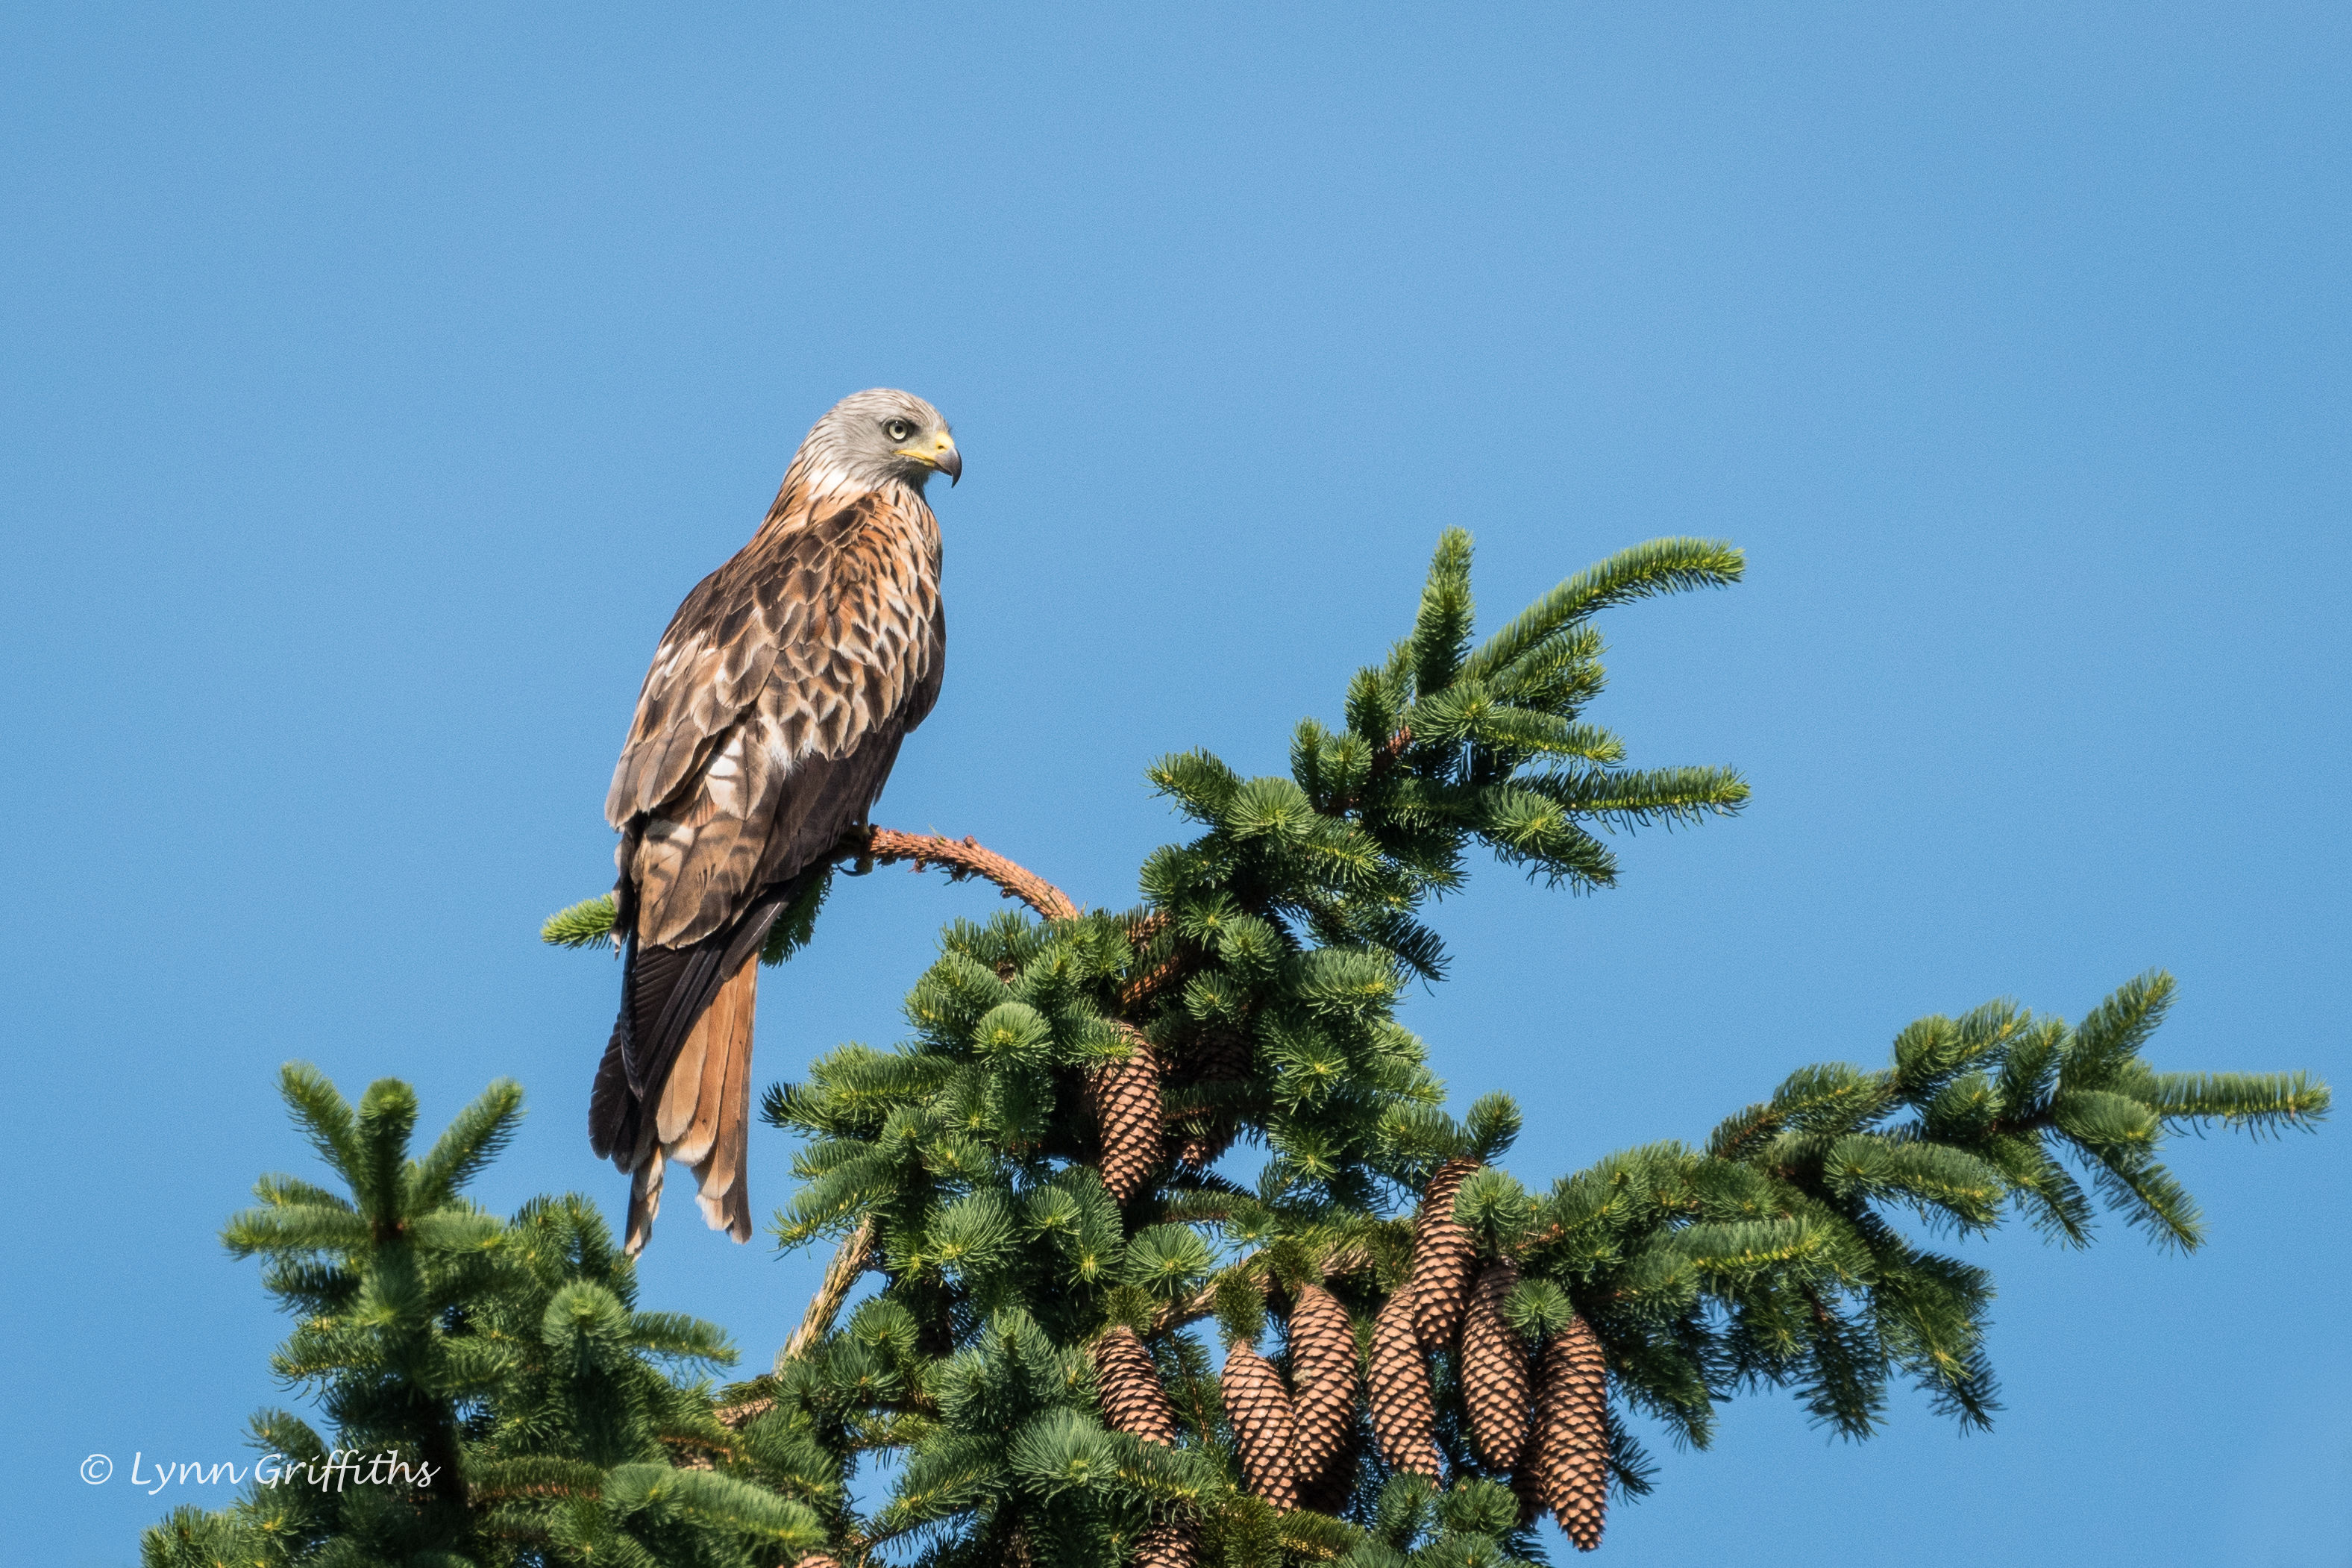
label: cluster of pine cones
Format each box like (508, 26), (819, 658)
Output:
(1392, 1158), (1611, 1553)
(1083, 1117), (1614, 1558)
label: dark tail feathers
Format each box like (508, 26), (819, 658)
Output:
(586, 871), (809, 1167)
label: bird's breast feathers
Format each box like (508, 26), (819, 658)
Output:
(603, 479), (944, 947)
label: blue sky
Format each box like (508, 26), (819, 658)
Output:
(3, 5), (2345, 1563)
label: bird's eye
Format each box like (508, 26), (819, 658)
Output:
(884, 419), (913, 442)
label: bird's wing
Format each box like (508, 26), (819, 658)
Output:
(606, 489), (944, 952)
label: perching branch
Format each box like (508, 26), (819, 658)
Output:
(853, 827), (1080, 922)
(539, 827), (1080, 950)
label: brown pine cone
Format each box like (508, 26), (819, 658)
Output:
(1132, 1519), (1197, 1568)
(1087, 1026), (1164, 1203)
(790, 1557), (841, 1568)
(1220, 1340), (1300, 1510)
(1094, 1326), (1179, 1446)
(1293, 1424), (1358, 1516)
(1170, 1126), (1232, 1168)
(1286, 1282), (1360, 1501)
(1168, 1029), (1250, 1168)
(1363, 1288), (1440, 1479)
(1187, 1028), (1251, 1082)
(1460, 1259), (1531, 1470)
(1530, 1311), (1609, 1552)
(1508, 1462), (1546, 1528)
(1408, 1157), (1481, 1347)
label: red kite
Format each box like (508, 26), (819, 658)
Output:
(589, 389), (957, 1252)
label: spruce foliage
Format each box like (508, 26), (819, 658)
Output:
(730, 533), (2322, 1564)
(143, 1067), (825, 1568)
(163, 532), (2327, 1565)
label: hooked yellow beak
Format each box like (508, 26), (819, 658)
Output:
(897, 433), (962, 486)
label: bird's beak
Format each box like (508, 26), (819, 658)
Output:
(897, 434), (962, 486)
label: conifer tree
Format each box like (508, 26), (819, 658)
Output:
(162, 530), (2327, 1567)
(143, 1067), (827, 1568)
(668, 532), (2326, 1564)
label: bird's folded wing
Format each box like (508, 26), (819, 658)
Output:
(607, 491), (943, 950)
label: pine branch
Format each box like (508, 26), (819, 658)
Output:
(1324, 726), (1414, 818)
(541, 894), (620, 949)
(1147, 1242), (1379, 1333)
(405, 1078), (525, 1211)
(2147, 1070), (2331, 1133)
(1458, 536), (1745, 686)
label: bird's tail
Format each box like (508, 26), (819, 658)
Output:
(590, 880), (803, 1255)
(621, 957), (758, 1252)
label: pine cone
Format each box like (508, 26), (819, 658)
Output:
(1286, 1282), (1360, 1501)
(1087, 1026), (1164, 1203)
(1408, 1157), (1481, 1348)
(1460, 1259), (1531, 1470)
(1187, 1027), (1251, 1082)
(1171, 1127), (1231, 1168)
(1093, 1326), (1179, 1446)
(1132, 1519), (1197, 1568)
(1530, 1311), (1609, 1552)
(790, 1557), (841, 1568)
(1508, 1462), (1546, 1529)
(1169, 1028), (1250, 1168)
(1220, 1340), (1300, 1510)
(1294, 1424), (1358, 1516)
(1363, 1288), (1440, 1478)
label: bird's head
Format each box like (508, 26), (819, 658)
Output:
(804, 388), (961, 493)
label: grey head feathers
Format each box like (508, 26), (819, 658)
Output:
(799, 388), (960, 492)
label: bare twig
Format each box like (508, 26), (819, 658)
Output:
(853, 828), (1080, 921)
(778, 1215), (877, 1368)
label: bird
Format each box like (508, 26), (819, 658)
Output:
(589, 388), (958, 1253)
